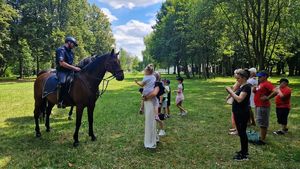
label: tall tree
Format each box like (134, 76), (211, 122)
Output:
(219, 0), (289, 70)
(0, 0), (18, 76)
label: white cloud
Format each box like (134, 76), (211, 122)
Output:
(101, 8), (118, 22)
(98, 0), (164, 9)
(113, 20), (154, 60)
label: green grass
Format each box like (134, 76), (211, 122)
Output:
(0, 74), (300, 168)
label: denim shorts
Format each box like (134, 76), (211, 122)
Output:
(256, 107), (270, 128)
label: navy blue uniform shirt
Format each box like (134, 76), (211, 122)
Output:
(55, 46), (74, 72)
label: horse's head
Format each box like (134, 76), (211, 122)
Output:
(105, 49), (124, 81)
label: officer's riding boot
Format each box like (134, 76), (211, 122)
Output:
(57, 84), (65, 108)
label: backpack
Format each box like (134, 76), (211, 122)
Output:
(246, 130), (259, 143)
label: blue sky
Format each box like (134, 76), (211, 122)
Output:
(88, 0), (165, 60)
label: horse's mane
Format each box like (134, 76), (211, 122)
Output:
(77, 55), (97, 69)
(81, 53), (110, 73)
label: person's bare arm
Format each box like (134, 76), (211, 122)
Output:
(226, 81), (241, 100)
(144, 87), (159, 100)
(264, 90), (278, 101)
(261, 87), (279, 101)
(225, 86), (247, 103)
(134, 79), (145, 87)
(159, 95), (163, 104)
(232, 81), (241, 91)
(59, 61), (81, 72)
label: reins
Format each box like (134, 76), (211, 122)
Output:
(76, 54), (123, 98)
(99, 74), (115, 97)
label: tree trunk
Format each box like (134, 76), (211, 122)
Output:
(177, 64), (180, 77)
(183, 62), (190, 79)
(173, 63), (176, 74)
(18, 55), (23, 79)
(206, 55), (210, 78)
(36, 55), (40, 76)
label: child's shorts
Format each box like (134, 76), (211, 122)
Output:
(276, 108), (290, 125)
(162, 100), (168, 108)
(158, 113), (165, 120)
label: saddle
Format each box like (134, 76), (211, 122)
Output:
(42, 72), (74, 99)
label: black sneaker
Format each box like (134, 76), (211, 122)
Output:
(254, 140), (266, 145)
(233, 154), (248, 161)
(273, 130), (285, 135)
(236, 151), (249, 156)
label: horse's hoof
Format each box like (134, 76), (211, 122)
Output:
(36, 133), (41, 138)
(68, 116), (72, 120)
(91, 136), (97, 141)
(73, 141), (79, 147)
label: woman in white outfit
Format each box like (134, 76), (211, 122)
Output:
(143, 99), (157, 148)
(143, 73), (161, 149)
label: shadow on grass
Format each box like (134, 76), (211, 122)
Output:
(4, 115), (71, 125)
(0, 116), (76, 152)
(1, 76), (300, 168)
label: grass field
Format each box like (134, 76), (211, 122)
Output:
(0, 74), (299, 169)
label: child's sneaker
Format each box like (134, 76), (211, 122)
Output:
(155, 115), (160, 121)
(228, 131), (238, 135)
(181, 111), (188, 116)
(158, 130), (166, 136)
(229, 128), (236, 132)
(273, 130), (285, 135)
(254, 140), (266, 145)
(139, 108), (144, 114)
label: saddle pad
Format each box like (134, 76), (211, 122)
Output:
(42, 74), (58, 98)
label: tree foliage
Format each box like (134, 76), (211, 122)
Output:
(144, 0), (300, 77)
(1, 0), (115, 77)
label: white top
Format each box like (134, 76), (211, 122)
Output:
(247, 77), (258, 86)
(142, 75), (156, 96)
(247, 77), (258, 107)
(163, 85), (170, 98)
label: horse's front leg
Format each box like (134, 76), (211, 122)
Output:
(45, 103), (54, 132)
(87, 103), (96, 141)
(73, 105), (84, 147)
(68, 106), (74, 120)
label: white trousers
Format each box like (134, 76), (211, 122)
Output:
(144, 100), (157, 148)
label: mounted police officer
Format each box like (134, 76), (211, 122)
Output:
(56, 36), (81, 108)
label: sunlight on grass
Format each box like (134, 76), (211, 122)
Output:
(0, 75), (300, 168)
(0, 156), (11, 168)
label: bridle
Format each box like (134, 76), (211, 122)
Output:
(99, 61), (123, 97)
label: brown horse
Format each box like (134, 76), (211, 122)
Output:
(33, 49), (124, 146)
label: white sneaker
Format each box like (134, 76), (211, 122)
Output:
(181, 111), (188, 116)
(156, 135), (160, 143)
(158, 130), (166, 136)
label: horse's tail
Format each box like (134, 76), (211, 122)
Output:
(39, 98), (47, 122)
